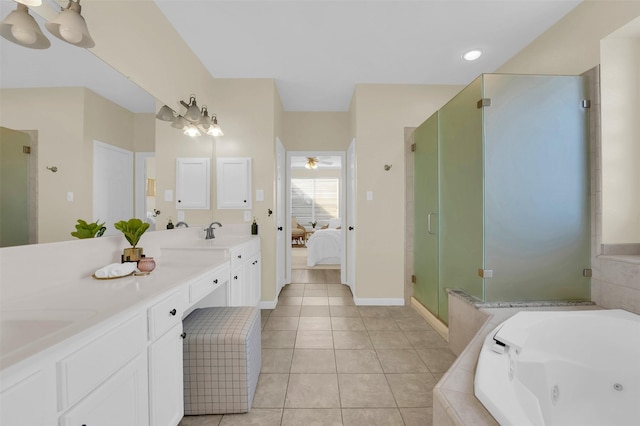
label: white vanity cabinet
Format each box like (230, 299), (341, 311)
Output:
(176, 157), (211, 209)
(147, 289), (188, 426)
(59, 313), (149, 426)
(59, 354), (149, 426)
(216, 157), (251, 209)
(148, 323), (184, 426)
(228, 239), (261, 306)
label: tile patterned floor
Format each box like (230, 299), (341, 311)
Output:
(179, 269), (456, 426)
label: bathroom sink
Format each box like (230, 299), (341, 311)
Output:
(0, 309), (96, 353)
(189, 235), (253, 248)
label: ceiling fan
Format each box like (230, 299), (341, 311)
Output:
(305, 156), (334, 169)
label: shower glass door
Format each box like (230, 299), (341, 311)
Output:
(413, 112), (439, 316)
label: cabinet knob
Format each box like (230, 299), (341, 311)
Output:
(213, 279), (218, 284)
(277, 226), (283, 231)
(237, 254), (242, 259)
(178, 200), (181, 203)
(234, 275), (238, 280)
(169, 309), (177, 316)
(348, 226), (354, 231)
(244, 200), (247, 203)
(180, 332), (187, 339)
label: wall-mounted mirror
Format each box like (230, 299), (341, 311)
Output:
(0, 0), (157, 246)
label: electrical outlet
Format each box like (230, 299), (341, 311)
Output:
(244, 210), (251, 222)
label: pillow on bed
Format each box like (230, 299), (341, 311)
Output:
(328, 218), (341, 229)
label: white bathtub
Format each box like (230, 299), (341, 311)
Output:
(474, 309), (640, 426)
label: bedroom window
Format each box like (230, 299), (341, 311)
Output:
(291, 178), (339, 226)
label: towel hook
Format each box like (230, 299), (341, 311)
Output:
(384, 164), (392, 171)
(46, 166), (58, 172)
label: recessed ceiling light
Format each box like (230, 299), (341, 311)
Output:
(463, 49), (483, 61)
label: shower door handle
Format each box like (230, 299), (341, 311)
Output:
(427, 213), (436, 235)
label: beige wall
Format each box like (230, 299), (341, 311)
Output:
(600, 20), (640, 243)
(497, 1), (640, 76)
(282, 112), (350, 151)
(352, 84), (463, 300)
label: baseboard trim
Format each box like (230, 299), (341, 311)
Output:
(411, 297), (449, 342)
(258, 298), (278, 310)
(353, 297), (404, 306)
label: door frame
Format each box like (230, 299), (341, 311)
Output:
(286, 150), (346, 283)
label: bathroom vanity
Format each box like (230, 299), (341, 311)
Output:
(0, 228), (260, 426)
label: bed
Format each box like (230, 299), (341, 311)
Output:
(306, 228), (342, 267)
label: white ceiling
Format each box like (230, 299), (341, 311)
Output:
(0, 0), (583, 113)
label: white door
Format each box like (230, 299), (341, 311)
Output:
(275, 138), (286, 291)
(134, 152), (154, 223)
(93, 141), (133, 235)
(346, 140), (356, 294)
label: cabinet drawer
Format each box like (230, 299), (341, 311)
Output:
(230, 246), (245, 269)
(57, 314), (146, 410)
(148, 289), (188, 340)
(189, 266), (229, 304)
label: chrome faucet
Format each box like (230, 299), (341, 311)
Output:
(205, 222), (222, 239)
(175, 221), (189, 228)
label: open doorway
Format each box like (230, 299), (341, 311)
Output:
(286, 151), (346, 283)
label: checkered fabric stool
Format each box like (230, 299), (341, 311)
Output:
(182, 307), (261, 415)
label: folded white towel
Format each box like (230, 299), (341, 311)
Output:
(95, 262), (136, 278)
(109, 262), (137, 277)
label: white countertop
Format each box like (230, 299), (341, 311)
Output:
(0, 233), (256, 372)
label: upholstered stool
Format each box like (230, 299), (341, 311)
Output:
(182, 307), (261, 415)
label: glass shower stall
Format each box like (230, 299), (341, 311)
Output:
(414, 74), (591, 324)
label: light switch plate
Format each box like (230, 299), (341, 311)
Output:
(67, 192), (74, 202)
(244, 210), (251, 222)
(177, 211), (185, 222)
(366, 191), (373, 201)
(256, 189), (264, 202)
(164, 189), (173, 202)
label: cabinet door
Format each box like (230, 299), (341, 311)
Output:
(148, 324), (184, 426)
(216, 157), (251, 209)
(176, 157), (210, 209)
(229, 266), (244, 306)
(59, 354), (149, 426)
(247, 253), (261, 306)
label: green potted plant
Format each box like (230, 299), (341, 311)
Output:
(71, 219), (106, 239)
(114, 218), (150, 262)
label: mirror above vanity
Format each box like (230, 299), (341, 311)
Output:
(0, 0), (158, 246)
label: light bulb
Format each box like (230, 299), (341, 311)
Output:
(11, 26), (37, 44)
(59, 22), (83, 44)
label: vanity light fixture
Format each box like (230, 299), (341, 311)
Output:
(16, 0), (42, 5)
(155, 105), (176, 121)
(45, 0), (94, 48)
(463, 49), (483, 61)
(0, 3), (50, 49)
(157, 95), (224, 138)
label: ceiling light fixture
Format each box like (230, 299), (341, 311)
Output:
(0, 3), (50, 49)
(45, 0), (94, 48)
(305, 157), (318, 170)
(157, 95), (224, 138)
(463, 49), (482, 61)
